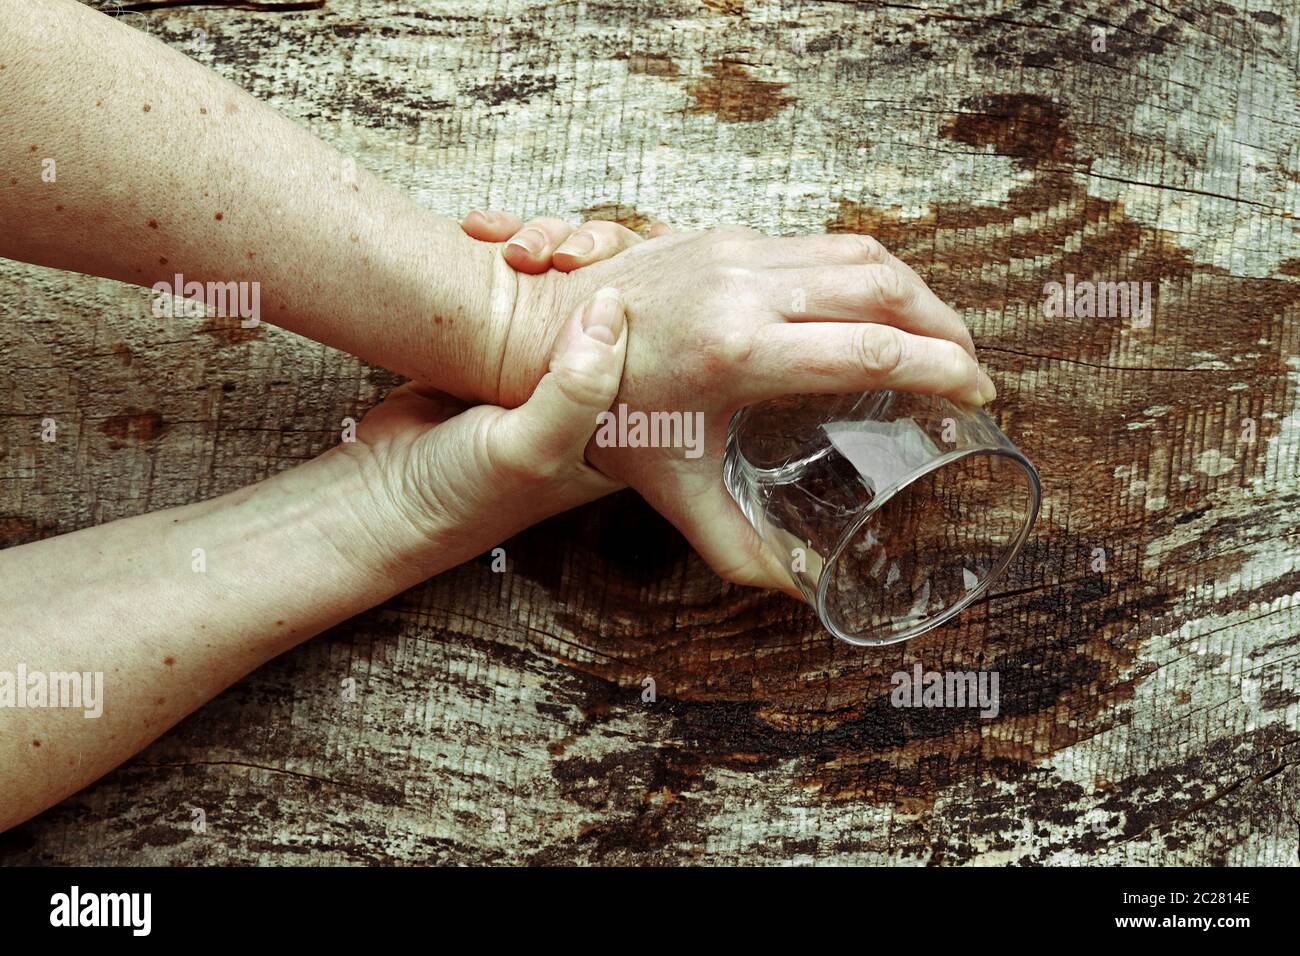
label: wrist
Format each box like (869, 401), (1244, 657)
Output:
(495, 267), (580, 408)
(399, 219), (511, 404)
(270, 446), (442, 596)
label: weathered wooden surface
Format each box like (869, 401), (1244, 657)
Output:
(2, 0), (1298, 864)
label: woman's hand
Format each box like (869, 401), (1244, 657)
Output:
(461, 209), (671, 274)
(460, 211), (995, 595)
(340, 286), (629, 567)
(500, 226), (996, 595)
(0, 284), (629, 832)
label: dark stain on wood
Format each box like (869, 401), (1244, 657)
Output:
(685, 59), (793, 123)
(502, 96), (1300, 819)
(579, 202), (657, 235)
(941, 93), (1073, 167)
(99, 407), (167, 447)
(624, 52), (680, 77)
(467, 75), (557, 107)
(700, 0), (745, 16)
(0, 516), (57, 547)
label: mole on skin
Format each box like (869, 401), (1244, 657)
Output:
(163, 656), (175, 667)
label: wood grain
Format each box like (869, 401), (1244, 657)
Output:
(1, 0), (1297, 865)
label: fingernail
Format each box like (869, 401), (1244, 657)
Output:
(556, 231), (595, 258)
(583, 287), (624, 343)
(466, 209), (485, 222)
(977, 369), (997, 402)
(507, 227), (546, 256)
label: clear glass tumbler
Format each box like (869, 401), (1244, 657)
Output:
(723, 390), (1040, 646)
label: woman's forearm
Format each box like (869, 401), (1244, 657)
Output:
(0, 0), (515, 403)
(0, 447), (433, 832)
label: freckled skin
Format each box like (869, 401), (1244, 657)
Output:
(4, 3), (531, 405)
(0, 0), (993, 835)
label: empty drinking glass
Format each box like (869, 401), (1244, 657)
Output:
(723, 390), (1040, 646)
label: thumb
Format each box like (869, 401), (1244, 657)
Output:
(489, 287), (627, 482)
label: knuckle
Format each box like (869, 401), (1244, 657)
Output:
(701, 328), (755, 375)
(864, 264), (912, 310)
(856, 325), (906, 374)
(844, 233), (890, 263)
(710, 264), (760, 301)
(556, 360), (620, 408)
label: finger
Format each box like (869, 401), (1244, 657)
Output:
(769, 263), (978, 357)
(460, 209), (525, 243)
(747, 233), (896, 269)
(502, 217), (578, 274)
(552, 220), (645, 271)
(490, 288), (627, 481)
(741, 322), (991, 406)
(648, 221), (674, 239)
(748, 235), (976, 358)
(640, 472), (804, 599)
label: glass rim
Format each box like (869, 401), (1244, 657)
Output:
(814, 444), (1042, 648)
